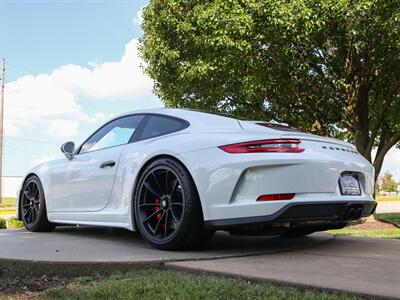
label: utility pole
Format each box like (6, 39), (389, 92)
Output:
(0, 58), (5, 204)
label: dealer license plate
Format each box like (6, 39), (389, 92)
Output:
(339, 174), (361, 195)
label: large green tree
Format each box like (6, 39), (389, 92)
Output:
(140, 0), (400, 180)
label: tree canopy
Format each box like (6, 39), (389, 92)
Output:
(140, 0), (400, 179)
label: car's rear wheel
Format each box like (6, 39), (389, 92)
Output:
(20, 176), (55, 232)
(134, 158), (214, 250)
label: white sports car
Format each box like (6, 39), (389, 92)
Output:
(17, 109), (376, 250)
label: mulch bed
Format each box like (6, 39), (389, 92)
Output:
(346, 220), (397, 230)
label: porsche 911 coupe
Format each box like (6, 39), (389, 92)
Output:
(16, 109), (376, 250)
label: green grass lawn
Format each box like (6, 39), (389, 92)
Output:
(1, 197), (16, 206)
(376, 195), (400, 202)
(25, 269), (360, 300)
(376, 213), (400, 227)
(328, 213), (400, 239)
(0, 210), (16, 216)
(328, 228), (400, 239)
(0, 198), (16, 216)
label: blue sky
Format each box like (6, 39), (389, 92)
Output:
(1, 0), (144, 80)
(1, 0), (161, 176)
(0, 0), (399, 180)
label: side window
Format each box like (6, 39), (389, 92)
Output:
(139, 115), (188, 140)
(79, 115), (144, 154)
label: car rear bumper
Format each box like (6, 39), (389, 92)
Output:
(178, 144), (375, 221)
(205, 200), (377, 229)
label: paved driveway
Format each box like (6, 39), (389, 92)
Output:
(169, 235), (400, 299)
(0, 227), (330, 263)
(376, 202), (400, 213)
(0, 227), (399, 298)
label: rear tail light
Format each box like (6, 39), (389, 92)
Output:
(257, 193), (295, 201)
(218, 139), (304, 153)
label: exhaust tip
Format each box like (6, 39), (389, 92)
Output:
(347, 208), (355, 220)
(354, 208), (363, 219)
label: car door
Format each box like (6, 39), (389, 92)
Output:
(51, 115), (144, 212)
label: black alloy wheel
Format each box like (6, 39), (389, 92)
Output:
(20, 176), (55, 232)
(21, 179), (41, 226)
(137, 165), (185, 241)
(134, 158), (214, 250)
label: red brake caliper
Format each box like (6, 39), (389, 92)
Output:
(154, 197), (161, 220)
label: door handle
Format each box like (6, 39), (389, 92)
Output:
(100, 160), (116, 168)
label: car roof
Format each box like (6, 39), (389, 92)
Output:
(116, 108), (242, 130)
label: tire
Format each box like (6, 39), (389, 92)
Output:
(134, 158), (214, 250)
(20, 176), (56, 232)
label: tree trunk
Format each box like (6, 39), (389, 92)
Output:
(373, 132), (400, 181)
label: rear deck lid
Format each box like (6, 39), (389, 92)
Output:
(239, 120), (355, 150)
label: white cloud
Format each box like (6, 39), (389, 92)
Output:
(51, 40), (153, 101)
(86, 112), (115, 124)
(132, 5), (146, 26)
(32, 155), (56, 166)
(4, 39), (156, 140)
(5, 76), (85, 139)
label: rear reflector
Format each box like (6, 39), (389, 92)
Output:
(257, 193), (295, 201)
(218, 139), (304, 153)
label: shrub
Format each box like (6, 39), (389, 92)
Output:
(0, 218), (6, 229)
(6, 218), (24, 229)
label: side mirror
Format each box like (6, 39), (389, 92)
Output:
(61, 141), (75, 160)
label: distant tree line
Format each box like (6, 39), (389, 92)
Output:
(381, 172), (399, 192)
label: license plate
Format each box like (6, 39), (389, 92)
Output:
(339, 174), (361, 195)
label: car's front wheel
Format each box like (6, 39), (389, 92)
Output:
(134, 158), (214, 250)
(20, 176), (55, 232)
